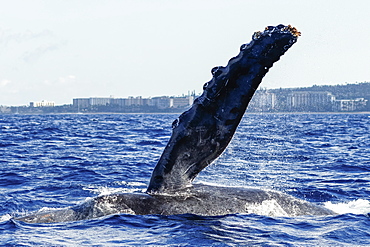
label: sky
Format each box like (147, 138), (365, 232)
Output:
(1, 0), (370, 106)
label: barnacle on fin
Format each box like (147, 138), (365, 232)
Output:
(252, 31), (262, 40)
(264, 24), (301, 37)
(285, 25), (301, 37)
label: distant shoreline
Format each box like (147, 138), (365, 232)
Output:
(2, 111), (370, 116)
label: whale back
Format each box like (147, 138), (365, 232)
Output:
(147, 25), (300, 193)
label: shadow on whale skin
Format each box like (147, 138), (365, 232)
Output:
(16, 24), (335, 224)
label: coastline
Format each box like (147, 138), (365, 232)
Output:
(1, 111), (370, 116)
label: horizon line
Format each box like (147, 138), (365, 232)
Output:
(2, 81), (370, 107)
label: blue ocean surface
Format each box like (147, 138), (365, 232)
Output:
(1, 113), (369, 246)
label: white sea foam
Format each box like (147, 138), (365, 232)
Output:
(324, 199), (370, 215)
(38, 207), (68, 212)
(0, 214), (12, 222)
(82, 184), (145, 196)
(248, 199), (289, 217)
(126, 182), (147, 187)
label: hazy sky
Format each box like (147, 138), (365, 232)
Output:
(1, 0), (369, 105)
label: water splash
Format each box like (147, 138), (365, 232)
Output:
(0, 214), (12, 222)
(325, 199), (370, 215)
(248, 199), (289, 217)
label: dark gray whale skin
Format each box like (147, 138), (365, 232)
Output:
(18, 184), (333, 224)
(16, 25), (335, 224)
(147, 24), (300, 193)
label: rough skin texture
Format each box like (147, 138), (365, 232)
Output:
(18, 184), (334, 223)
(147, 24), (299, 193)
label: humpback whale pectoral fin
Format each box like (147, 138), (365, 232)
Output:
(147, 25), (299, 194)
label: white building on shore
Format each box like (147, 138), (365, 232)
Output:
(30, 100), (55, 107)
(73, 95), (194, 110)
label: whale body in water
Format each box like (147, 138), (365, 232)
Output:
(17, 25), (335, 224)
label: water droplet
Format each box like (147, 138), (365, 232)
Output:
(172, 118), (180, 129)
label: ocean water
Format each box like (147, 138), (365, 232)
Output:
(0, 113), (369, 246)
